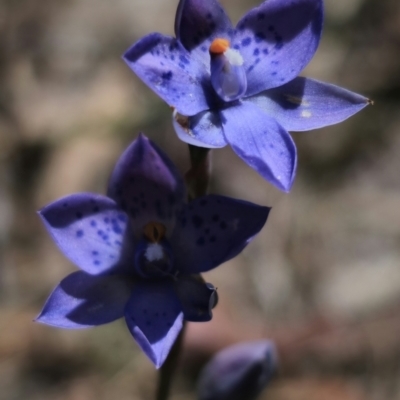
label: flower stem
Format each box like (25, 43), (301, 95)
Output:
(155, 145), (210, 400)
(185, 145), (211, 199)
(155, 322), (186, 400)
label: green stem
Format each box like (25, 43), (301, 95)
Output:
(155, 145), (211, 400)
(155, 322), (186, 400)
(185, 145), (211, 199)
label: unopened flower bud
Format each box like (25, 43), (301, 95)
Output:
(197, 340), (277, 400)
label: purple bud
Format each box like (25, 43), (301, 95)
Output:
(197, 340), (277, 400)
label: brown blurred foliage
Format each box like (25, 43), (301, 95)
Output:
(1, 0), (400, 399)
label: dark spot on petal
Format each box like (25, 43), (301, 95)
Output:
(255, 31), (266, 42)
(92, 250), (99, 256)
(241, 37), (252, 47)
(63, 203), (68, 208)
(263, 48), (269, 55)
(94, 260), (101, 266)
(253, 48), (260, 56)
(162, 71), (173, 80)
(90, 220), (97, 227)
(76, 230), (84, 238)
(179, 55), (189, 65)
(192, 215), (203, 229)
(104, 217), (110, 224)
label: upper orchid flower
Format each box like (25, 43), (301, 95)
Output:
(123, 0), (371, 192)
(36, 134), (270, 368)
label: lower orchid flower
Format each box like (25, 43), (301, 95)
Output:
(36, 134), (270, 368)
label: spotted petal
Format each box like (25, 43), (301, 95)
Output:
(234, 0), (323, 96)
(175, 0), (234, 67)
(123, 33), (212, 116)
(36, 272), (135, 328)
(172, 109), (227, 148)
(221, 101), (297, 192)
(247, 77), (371, 131)
(125, 281), (183, 368)
(171, 195), (270, 274)
(107, 134), (185, 235)
(39, 194), (128, 275)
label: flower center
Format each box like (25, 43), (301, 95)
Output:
(143, 221), (166, 243)
(134, 222), (174, 279)
(209, 38), (230, 54)
(209, 38), (247, 102)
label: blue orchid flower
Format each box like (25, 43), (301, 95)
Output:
(123, 0), (371, 192)
(36, 134), (270, 368)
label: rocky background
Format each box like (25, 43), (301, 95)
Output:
(1, 0), (400, 399)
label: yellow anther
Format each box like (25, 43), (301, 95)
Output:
(209, 38), (230, 55)
(143, 222), (166, 243)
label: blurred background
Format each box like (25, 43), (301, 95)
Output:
(1, 0), (400, 399)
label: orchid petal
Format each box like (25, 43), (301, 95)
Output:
(247, 77), (371, 131)
(221, 101), (297, 192)
(171, 195), (270, 274)
(172, 110), (227, 149)
(175, 0), (233, 67)
(234, 0), (323, 95)
(124, 281), (183, 368)
(36, 272), (134, 328)
(39, 194), (128, 275)
(123, 33), (212, 116)
(107, 134), (185, 235)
